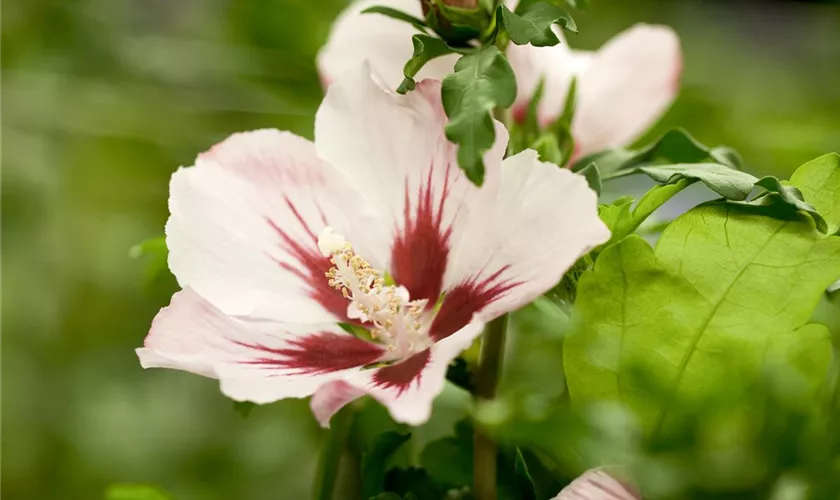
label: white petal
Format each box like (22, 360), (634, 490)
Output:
(316, 0), (458, 91)
(573, 24), (682, 155)
(552, 469), (639, 500)
(310, 380), (366, 428)
(507, 26), (584, 125)
(138, 289), (387, 403)
(347, 321), (485, 425)
(315, 65), (508, 305)
(437, 150), (609, 333)
(167, 129), (388, 323)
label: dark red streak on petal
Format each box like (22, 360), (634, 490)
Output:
(236, 332), (384, 375)
(391, 162), (453, 304)
(265, 202), (349, 321)
(430, 266), (521, 342)
(372, 349), (430, 396)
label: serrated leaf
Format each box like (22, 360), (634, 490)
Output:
(575, 128), (736, 176)
(362, 432), (412, 499)
(565, 203), (840, 435)
(637, 163), (758, 200)
(789, 153), (840, 234)
(497, 3), (576, 47)
(398, 34), (456, 94)
(442, 46), (517, 185)
(362, 5), (428, 31)
(105, 484), (173, 500)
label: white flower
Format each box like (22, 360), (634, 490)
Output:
(552, 469), (639, 499)
(136, 65), (609, 426)
(508, 23), (682, 159)
(317, 0), (682, 160)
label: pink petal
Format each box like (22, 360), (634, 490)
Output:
(167, 129), (388, 324)
(138, 289), (386, 404)
(317, 0), (458, 90)
(315, 66), (509, 305)
(552, 469), (639, 500)
(573, 24), (682, 156)
(347, 321), (485, 425)
(439, 150), (609, 331)
(310, 380), (365, 428)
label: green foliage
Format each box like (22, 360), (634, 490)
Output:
(599, 179), (691, 245)
(565, 202), (840, 434)
(420, 420), (473, 487)
(511, 448), (538, 500)
(104, 485), (173, 500)
(575, 128), (740, 176)
(442, 46), (517, 185)
(398, 35), (456, 94)
(749, 175), (827, 233)
(361, 432), (412, 499)
(497, 2), (577, 47)
(577, 162), (601, 196)
(232, 401), (256, 418)
(361, 5), (428, 31)
(790, 153), (840, 234)
(636, 163), (757, 200)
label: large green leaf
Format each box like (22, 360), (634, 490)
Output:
(442, 46), (517, 185)
(790, 153), (840, 234)
(419, 420), (473, 487)
(565, 204), (840, 436)
(496, 3), (576, 47)
(397, 34), (457, 94)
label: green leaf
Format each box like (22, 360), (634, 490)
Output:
(637, 163), (758, 200)
(576, 128), (736, 176)
(577, 162), (601, 196)
(565, 204), (840, 436)
(530, 132), (562, 165)
(512, 448), (538, 500)
(599, 179), (691, 246)
(398, 34), (457, 94)
(384, 467), (444, 499)
(442, 46), (517, 185)
(789, 152), (840, 234)
(419, 420), (473, 487)
(362, 432), (412, 499)
(749, 176), (826, 233)
(362, 5), (428, 31)
(496, 3), (576, 48)
(105, 484), (173, 500)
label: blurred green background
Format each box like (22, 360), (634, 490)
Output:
(3, 0), (840, 499)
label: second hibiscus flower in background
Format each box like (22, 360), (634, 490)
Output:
(318, 0), (682, 160)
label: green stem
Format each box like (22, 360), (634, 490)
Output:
(313, 407), (354, 500)
(473, 314), (509, 500)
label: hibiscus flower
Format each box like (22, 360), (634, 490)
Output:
(137, 65), (608, 426)
(553, 469), (639, 499)
(317, 0), (681, 160)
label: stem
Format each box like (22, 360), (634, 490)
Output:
(313, 407), (354, 500)
(473, 314), (509, 500)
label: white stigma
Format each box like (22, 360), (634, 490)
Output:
(318, 227), (430, 358)
(318, 226), (348, 257)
